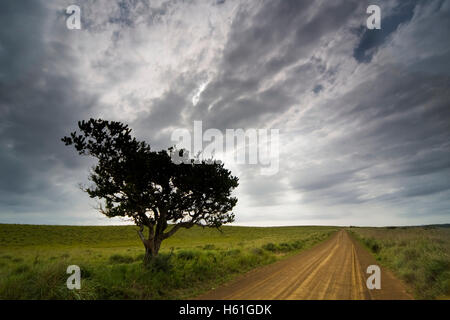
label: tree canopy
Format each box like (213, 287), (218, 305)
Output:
(62, 119), (238, 261)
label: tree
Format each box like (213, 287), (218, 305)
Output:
(62, 119), (238, 263)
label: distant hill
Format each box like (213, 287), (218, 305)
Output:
(424, 223), (450, 228)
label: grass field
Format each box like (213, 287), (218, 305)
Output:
(348, 226), (450, 299)
(0, 224), (337, 299)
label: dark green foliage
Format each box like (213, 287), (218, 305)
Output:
(291, 240), (304, 249)
(424, 258), (449, 283)
(177, 250), (200, 260)
(109, 254), (134, 264)
(262, 243), (277, 252)
(148, 253), (174, 272)
(262, 239), (307, 253)
(279, 242), (293, 252)
(13, 265), (30, 274)
(222, 249), (241, 256)
(363, 237), (381, 253)
(251, 248), (264, 255)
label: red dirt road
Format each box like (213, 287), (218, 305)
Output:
(198, 230), (412, 300)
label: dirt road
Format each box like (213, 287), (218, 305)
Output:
(198, 230), (412, 300)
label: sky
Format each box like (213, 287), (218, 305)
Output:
(0, 0), (449, 227)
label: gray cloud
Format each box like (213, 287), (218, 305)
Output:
(0, 1), (101, 222)
(188, 0), (366, 130)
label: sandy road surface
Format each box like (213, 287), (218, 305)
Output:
(198, 230), (412, 300)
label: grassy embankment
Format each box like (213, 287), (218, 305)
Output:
(0, 224), (337, 299)
(348, 226), (450, 299)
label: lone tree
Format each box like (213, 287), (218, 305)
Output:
(62, 119), (238, 263)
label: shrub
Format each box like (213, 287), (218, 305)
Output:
(402, 248), (420, 262)
(364, 238), (381, 254)
(291, 240), (303, 249)
(251, 248), (264, 255)
(278, 242), (293, 252)
(177, 250), (200, 260)
(262, 243), (278, 252)
(13, 264), (30, 275)
(425, 258), (449, 283)
(222, 249), (241, 256)
(148, 253), (173, 272)
(109, 254), (134, 264)
(135, 253), (145, 261)
(401, 270), (417, 284)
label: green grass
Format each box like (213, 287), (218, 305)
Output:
(0, 224), (337, 299)
(348, 226), (450, 299)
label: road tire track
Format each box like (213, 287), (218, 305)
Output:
(197, 230), (412, 300)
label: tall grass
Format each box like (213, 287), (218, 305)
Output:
(0, 224), (336, 299)
(349, 226), (450, 299)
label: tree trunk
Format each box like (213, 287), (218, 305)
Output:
(144, 247), (154, 265)
(143, 238), (162, 264)
(138, 227), (162, 265)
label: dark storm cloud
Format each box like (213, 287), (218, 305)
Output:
(189, 0), (365, 130)
(0, 1), (47, 83)
(291, 167), (365, 193)
(287, 65), (450, 206)
(221, 0), (359, 74)
(0, 1), (99, 217)
(133, 90), (191, 149)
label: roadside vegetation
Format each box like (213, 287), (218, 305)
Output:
(348, 226), (450, 299)
(0, 224), (337, 299)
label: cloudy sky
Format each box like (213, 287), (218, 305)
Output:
(1, 0), (449, 226)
